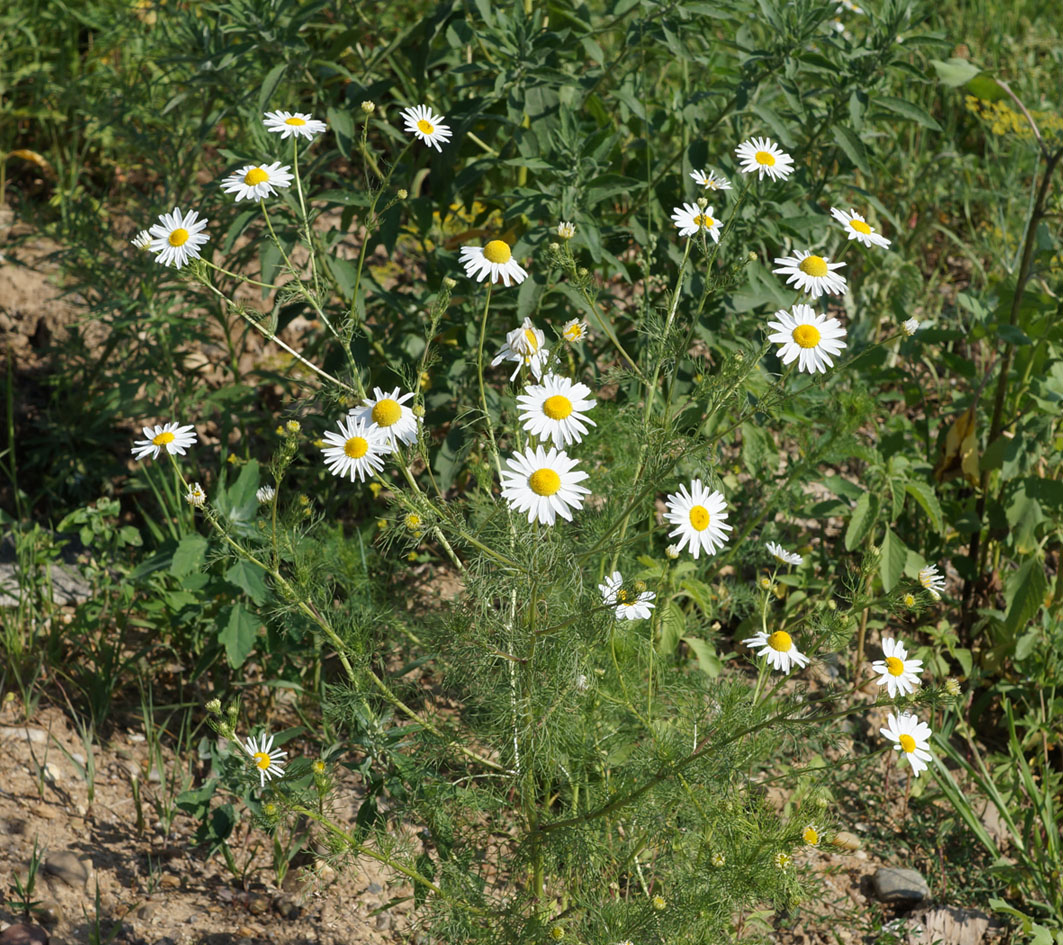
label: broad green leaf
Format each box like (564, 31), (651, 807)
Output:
(658, 601), (685, 655)
(683, 637), (722, 677)
(879, 528), (907, 592)
(218, 604), (259, 669)
(225, 560), (269, 606)
(875, 95), (941, 131)
(170, 534), (208, 578)
(904, 480), (944, 533)
(1004, 556), (1047, 637)
(832, 124), (870, 175)
(845, 491), (877, 551)
(257, 63), (287, 114)
(930, 57), (981, 87)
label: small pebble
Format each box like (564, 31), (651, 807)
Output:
(0, 923), (49, 945)
(872, 866), (930, 903)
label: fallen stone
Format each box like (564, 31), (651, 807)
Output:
(0, 727), (47, 745)
(0, 924), (49, 945)
(29, 901), (61, 930)
(873, 866), (930, 903)
(43, 851), (89, 889)
(834, 830), (861, 850)
(275, 895), (300, 919)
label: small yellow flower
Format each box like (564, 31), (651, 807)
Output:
(774, 852), (792, 869)
(312, 759), (326, 775)
(405, 513), (422, 530)
(369, 482), (383, 498)
(651, 895), (666, 911)
(285, 419), (301, 434)
(549, 926), (565, 941)
(711, 852), (726, 867)
(802, 824), (821, 846)
(945, 677), (962, 698)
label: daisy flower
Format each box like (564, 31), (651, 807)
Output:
(671, 202), (722, 241)
(349, 387), (420, 447)
(742, 629), (811, 673)
(131, 422), (197, 461)
(766, 304), (848, 374)
(562, 318), (589, 343)
(320, 415), (391, 483)
(871, 637), (924, 698)
(880, 712), (934, 777)
(460, 239), (528, 287)
(499, 445), (590, 526)
(830, 207), (890, 249)
(185, 482), (206, 507)
(598, 571), (656, 621)
(902, 318), (920, 336)
(220, 161), (293, 202)
(262, 110), (327, 141)
(131, 230), (152, 250)
(690, 168), (732, 191)
(918, 564), (947, 601)
(557, 221), (575, 239)
(492, 317), (550, 381)
(663, 479), (732, 559)
(399, 104), (452, 152)
(774, 852), (793, 869)
(517, 373), (596, 448)
(772, 250), (847, 298)
(802, 824), (821, 846)
(734, 137), (795, 181)
(766, 541), (803, 566)
(256, 484), (276, 504)
(146, 207), (210, 269)
(242, 733), (287, 787)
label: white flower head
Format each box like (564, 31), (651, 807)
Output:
(517, 373), (596, 448)
(734, 137), (795, 181)
(185, 482), (207, 507)
(131, 230), (152, 250)
(663, 479), (732, 559)
(766, 541), (803, 566)
(557, 221), (575, 239)
(918, 564), (947, 601)
(871, 637), (924, 698)
(320, 415), (392, 483)
(400, 104), (452, 151)
(562, 318), (590, 343)
(766, 304), (848, 374)
(671, 202), (721, 241)
(242, 733), (287, 787)
(690, 168), (732, 191)
(460, 239), (528, 287)
(492, 317), (550, 381)
(132, 422), (197, 461)
(263, 110), (327, 141)
(147, 207), (210, 269)
(256, 484), (276, 504)
(598, 571), (656, 621)
(350, 387), (420, 447)
(902, 318), (920, 336)
(772, 250), (847, 298)
(742, 629), (811, 673)
(830, 207), (890, 249)
(220, 161), (293, 202)
(880, 712), (933, 776)
(665, 544), (681, 560)
(499, 445), (590, 526)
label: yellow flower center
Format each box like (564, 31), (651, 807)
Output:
(754, 150), (776, 166)
(693, 214), (715, 229)
(529, 468), (561, 496)
(792, 324), (821, 348)
(543, 395), (573, 420)
(416, 118), (435, 135)
(372, 398), (402, 427)
(284, 116), (307, 126)
(849, 219), (872, 234)
(885, 656), (905, 677)
(344, 436), (369, 459)
(522, 328), (540, 352)
(899, 734), (916, 754)
(768, 630), (793, 652)
(904, 593), (916, 607)
(253, 751), (272, 770)
(484, 240), (512, 264)
(798, 254), (829, 277)
(168, 228), (189, 247)
(244, 167), (269, 185)
(688, 505), (710, 531)
(152, 430), (176, 445)
(803, 826), (820, 846)
(564, 323), (583, 341)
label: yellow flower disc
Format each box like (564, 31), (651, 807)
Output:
(885, 656), (905, 677)
(693, 214), (715, 228)
(768, 630), (793, 652)
(798, 254), (829, 277)
(152, 430), (176, 445)
(484, 240), (512, 264)
(344, 436), (369, 459)
(529, 468), (561, 496)
(285, 116), (307, 126)
(688, 505), (711, 531)
(244, 167), (269, 185)
(168, 228), (189, 247)
(803, 825), (820, 846)
(849, 219), (872, 234)
(754, 150), (776, 166)
(522, 328), (540, 352)
(254, 752), (272, 770)
(372, 399), (402, 427)
(898, 734), (916, 753)
(543, 395), (573, 420)
(792, 324), (821, 348)
(417, 118), (434, 134)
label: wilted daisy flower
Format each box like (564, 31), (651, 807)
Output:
(742, 630), (811, 674)
(766, 541), (803, 566)
(690, 168), (732, 191)
(830, 207), (891, 249)
(492, 317), (550, 381)
(766, 304), (847, 375)
(871, 637), (924, 698)
(242, 733), (287, 787)
(802, 824), (821, 846)
(671, 202), (721, 241)
(460, 239), (528, 286)
(880, 712), (933, 777)
(918, 564), (947, 601)
(399, 104), (452, 152)
(320, 415), (391, 482)
(263, 110), (327, 141)
(562, 318), (589, 343)
(651, 896), (667, 911)
(663, 479), (732, 559)
(774, 852), (793, 869)
(220, 161), (293, 201)
(185, 482), (206, 507)
(665, 544), (681, 560)
(735, 137), (795, 181)
(902, 318), (920, 336)
(131, 230), (152, 250)
(256, 484), (276, 503)
(772, 250), (847, 298)
(517, 373), (596, 448)
(147, 207), (210, 269)
(132, 422), (197, 461)
(350, 387), (420, 447)
(557, 221), (575, 239)
(499, 445), (590, 526)
(598, 571), (656, 621)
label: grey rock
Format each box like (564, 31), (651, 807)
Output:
(375, 914), (393, 931)
(0, 924), (49, 945)
(43, 851), (89, 889)
(367, 882), (382, 894)
(0, 561), (91, 608)
(873, 866), (930, 903)
(275, 895), (300, 919)
(247, 894), (270, 916)
(0, 727), (47, 745)
(30, 901), (62, 929)
(834, 830), (862, 850)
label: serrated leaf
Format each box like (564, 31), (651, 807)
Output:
(170, 534), (208, 577)
(904, 480), (944, 533)
(218, 604), (259, 669)
(879, 527), (907, 592)
(1004, 556), (1047, 636)
(875, 95), (941, 131)
(832, 124), (870, 175)
(845, 491), (877, 550)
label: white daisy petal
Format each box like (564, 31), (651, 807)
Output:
(766, 303), (848, 375)
(517, 373), (596, 448)
(399, 104), (452, 152)
(772, 250), (848, 298)
(741, 630), (810, 674)
(242, 733), (288, 787)
(870, 637), (924, 698)
(146, 207), (210, 269)
(220, 161), (294, 202)
(918, 564), (947, 601)
(460, 240), (527, 287)
(670, 202), (722, 241)
(320, 415), (392, 482)
(598, 570), (656, 621)
(262, 110), (327, 141)
(349, 387), (420, 447)
(663, 479), (732, 559)
(879, 712), (934, 777)
(131, 421), (197, 461)
(499, 445), (590, 526)
(829, 207), (891, 249)
(765, 540), (803, 566)
(689, 168), (733, 191)
(491, 317), (550, 381)
(734, 137), (795, 181)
